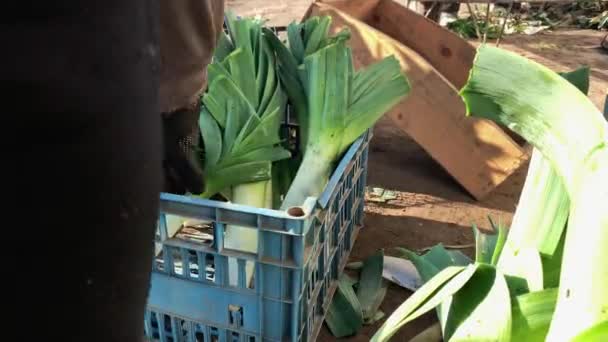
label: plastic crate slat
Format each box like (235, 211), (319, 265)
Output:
(160, 195), (317, 235)
(149, 273), (261, 334)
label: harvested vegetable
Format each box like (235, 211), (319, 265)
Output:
(265, 16), (410, 209)
(357, 250), (387, 324)
(461, 46), (608, 341)
(200, 13), (290, 284)
(325, 275), (364, 338)
(372, 55), (605, 342)
(325, 251), (389, 337)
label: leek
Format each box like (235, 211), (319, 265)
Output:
(372, 53), (604, 341)
(460, 46), (608, 341)
(265, 17), (410, 209)
(270, 17), (350, 146)
(200, 13), (290, 285)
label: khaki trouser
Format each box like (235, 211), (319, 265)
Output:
(160, 0), (226, 113)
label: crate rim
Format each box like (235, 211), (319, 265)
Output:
(159, 131), (369, 223)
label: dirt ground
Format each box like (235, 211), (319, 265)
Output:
(227, 1), (608, 340)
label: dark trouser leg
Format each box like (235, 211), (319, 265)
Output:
(2, 1), (161, 340)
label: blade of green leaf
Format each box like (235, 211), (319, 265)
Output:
(217, 146), (291, 170)
(214, 32), (234, 62)
(500, 247), (544, 296)
(207, 62), (232, 91)
(224, 11), (239, 47)
(398, 245), (470, 330)
(304, 16), (331, 55)
(460, 45), (608, 342)
(221, 101), (239, 159)
(325, 276), (364, 338)
(230, 112), (261, 154)
(199, 108), (222, 170)
(402, 265), (480, 331)
(541, 227), (565, 288)
(341, 273), (359, 287)
(443, 266), (511, 342)
(255, 34), (270, 104)
(234, 108), (283, 153)
(227, 47), (258, 109)
(258, 50), (279, 116)
(352, 57), (402, 104)
(449, 251), (473, 267)
(303, 16), (320, 43)
(357, 250), (386, 323)
(250, 24), (260, 70)
(263, 27), (300, 78)
(371, 265), (476, 342)
(396, 248), (441, 283)
(489, 218), (508, 266)
(287, 22), (305, 64)
(424, 244), (472, 270)
(473, 224), (498, 264)
(511, 288), (557, 342)
(343, 68), (410, 153)
(570, 321), (608, 342)
(203, 73), (257, 129)
(558, 66), (590, 96)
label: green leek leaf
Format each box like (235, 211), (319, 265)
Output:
(473, 224), (498, 265)
(443, 265), (511, 342)
(325, 276), (364, 338)
(460, 45), (608, 341)
(511, 288), (557, 342)
(371, 265), (475, 342)
(571, 321), (608, 342)
(357, 250), (387, 323)
(558, 66), (590, 96)
(287, 22), (305, 64)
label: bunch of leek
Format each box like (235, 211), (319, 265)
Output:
(198, 13), (290, 284)
(372, 47), (608, 342)
(265, 16), (411, 209)
(196, 14), (410, 285)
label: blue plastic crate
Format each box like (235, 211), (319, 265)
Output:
(145, 130), (371, 342)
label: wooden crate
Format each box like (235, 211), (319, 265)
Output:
(307, 0), (529, 200)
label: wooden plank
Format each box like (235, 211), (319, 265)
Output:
(376, 0), (477, 88)
(309, 2), (528, 200)
(332, 0), (526, 145)
(315, 0), (381, 21)
(326, 0), (476, 89)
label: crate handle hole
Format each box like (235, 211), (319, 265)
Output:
(287, 206), (306, 217)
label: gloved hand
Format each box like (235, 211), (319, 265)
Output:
(162, 101), (205, 195)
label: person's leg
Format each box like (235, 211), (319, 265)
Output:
(2, 1), (161, 340)
(160, 0), (225, 195)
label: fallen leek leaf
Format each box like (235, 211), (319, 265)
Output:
(325, 275), (363, 338)
(357, 250), (387, 323)
(443, 265), (511, 342)
(371, 265), (475, 342)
